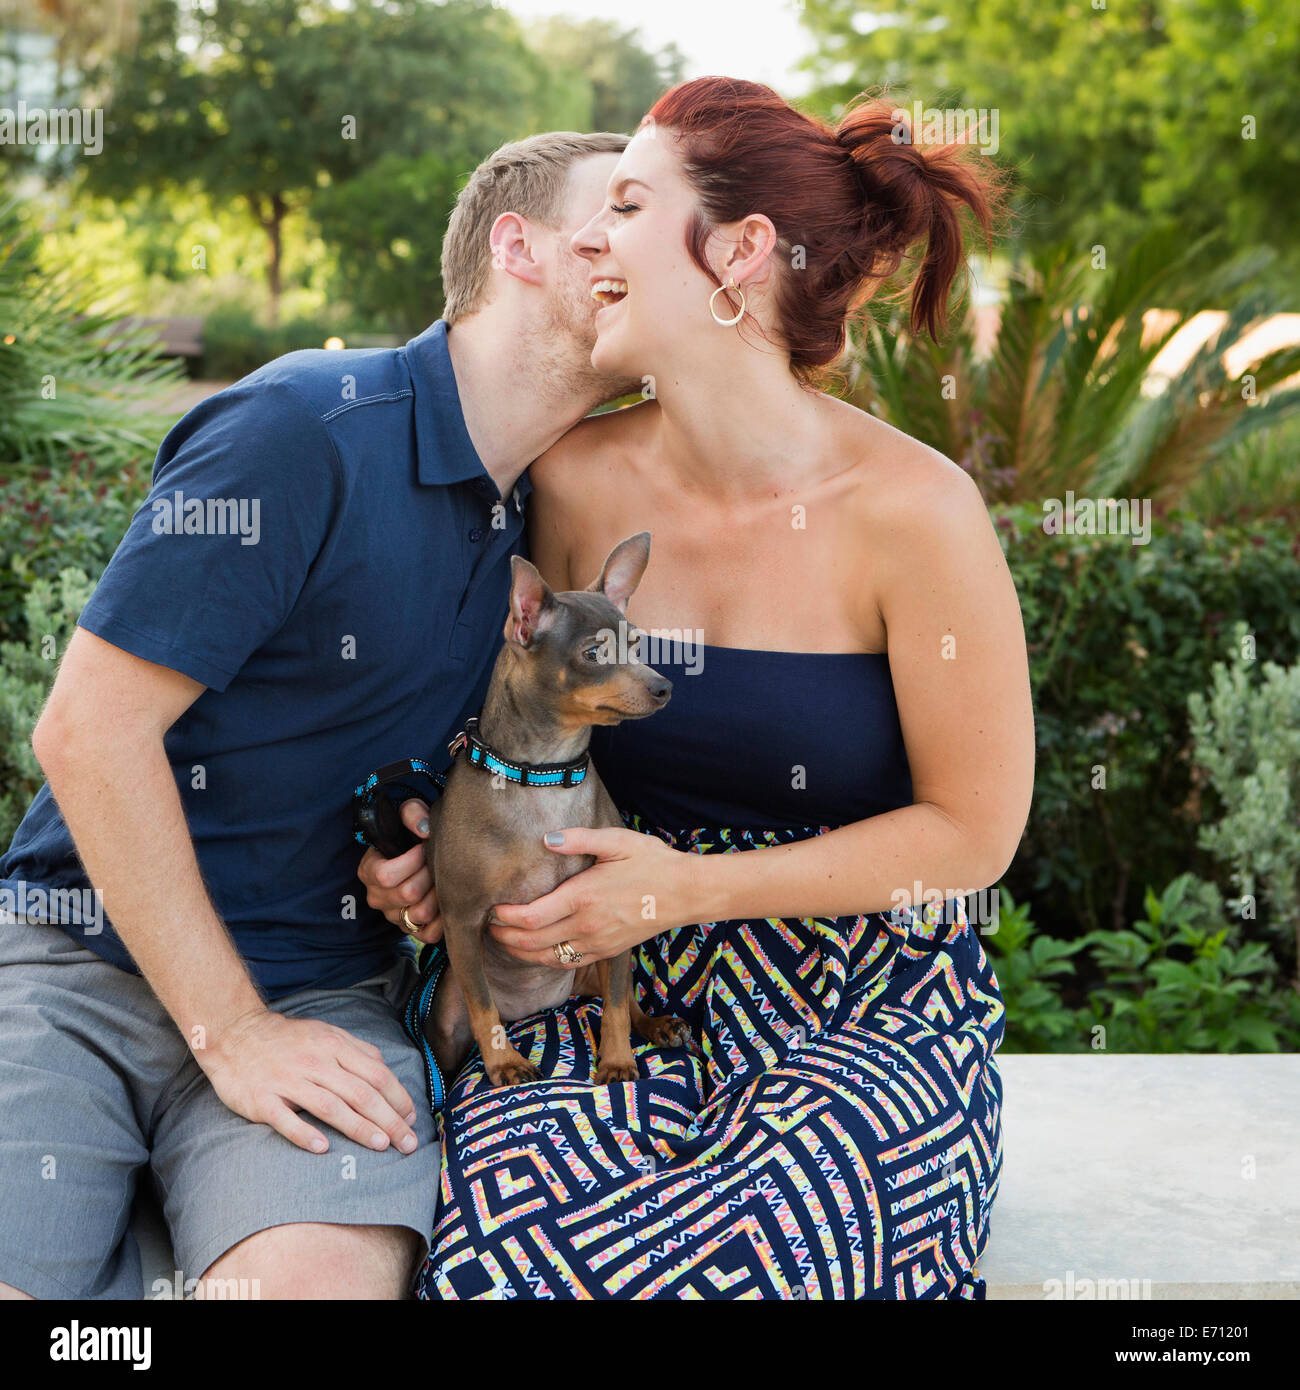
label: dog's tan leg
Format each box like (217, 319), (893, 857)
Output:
(594, 952), (639, 1084)
(441, 908), (541, 1088)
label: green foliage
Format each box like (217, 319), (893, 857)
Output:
(1187, 624), (1300, 976)
(1185, 414), (1300, 528)
(0, 454), (147, 644)
(1077, 875), (1300, 1053)
(994, 503), (1300, 941)
(0, 568), (95, 845)
(983, 886), (1087, 1052)
(198, 303), (374, 381)
(523, 18), (684, 134)
(988, 878), (1300, 1054)
(311, 152), (459, 336)
(846, 226), (1300, 506)
(797, 0), (1300, 279)
(0, 194), (180, 473)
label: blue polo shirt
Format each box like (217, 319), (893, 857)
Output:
(0, 320), (532, 999)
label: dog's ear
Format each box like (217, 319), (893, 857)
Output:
(587, 531), (650, 614)
(506, 555), (558, 648)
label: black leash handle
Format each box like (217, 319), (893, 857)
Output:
(352, 758), (446, 859)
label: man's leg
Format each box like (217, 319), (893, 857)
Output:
(151, 955), (440, 1300)
(195, 1221), (422, 1300)
(0, 916), (180, 1300)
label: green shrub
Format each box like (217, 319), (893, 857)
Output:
(0, 568), (94, 845)
(1076, 875), (1300, 1052)
(1187, 624), (1300, 980)
(0, 454), (148, 643)
(983, 886), (1088, 1052)
(997, 502), (1300, 941)
(200, 304), (383, 380)
(989, 877), (1300, 1053)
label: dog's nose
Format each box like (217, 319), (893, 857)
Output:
(648, 676), (672, 703)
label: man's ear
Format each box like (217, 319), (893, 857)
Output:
(587, 531), (651, 614)
(505, 556), (558, 647)
(488, 212), (545, 289)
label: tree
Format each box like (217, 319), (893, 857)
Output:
(84, 0), (563, 322)
(524, 17), (684, 134)
(796, 0), (1300, 281)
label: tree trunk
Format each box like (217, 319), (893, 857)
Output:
(251, 193), (287, 328)
(266, 194), (285, 328)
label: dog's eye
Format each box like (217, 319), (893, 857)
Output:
(582, 645), (603, 663)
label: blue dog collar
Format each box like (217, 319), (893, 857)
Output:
(448, 715), (588, 788)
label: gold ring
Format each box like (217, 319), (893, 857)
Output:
(399, 907), (422, 936)
(553, 940), (582, 965)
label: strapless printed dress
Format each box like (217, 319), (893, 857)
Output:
(411, 644), (1005, 1300)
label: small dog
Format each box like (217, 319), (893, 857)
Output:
(423, 532), (692, 1087)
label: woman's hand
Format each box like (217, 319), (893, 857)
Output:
(356, 798), (443, 944)
(488, 827), (701, 965)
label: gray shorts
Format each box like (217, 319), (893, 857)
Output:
(0, 915), (440, 1299)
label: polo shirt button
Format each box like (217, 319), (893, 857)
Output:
(469, 527), (484, 542)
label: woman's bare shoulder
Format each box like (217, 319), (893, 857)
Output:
(824, 395), (986, 528)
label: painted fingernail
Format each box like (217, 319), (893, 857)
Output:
(400, 1134), (417, 1153)
(417, 818), (429, 835)
(544, 831), (564, 846)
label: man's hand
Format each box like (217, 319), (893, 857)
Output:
(200, 1009), (420, 1155)
(357, 798), (442, 944)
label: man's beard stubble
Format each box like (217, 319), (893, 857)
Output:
(535, 275), (643, 410)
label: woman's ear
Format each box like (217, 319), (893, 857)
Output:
(712, 213), (780, 287)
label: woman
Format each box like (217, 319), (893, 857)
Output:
(419, 77), (1032, 1299)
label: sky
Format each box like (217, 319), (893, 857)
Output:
(502, 0), (819, 96)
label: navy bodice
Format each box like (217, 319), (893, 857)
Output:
(589, 644), (913, 833)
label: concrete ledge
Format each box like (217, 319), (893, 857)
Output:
(133, 1053), (1300, 1298)
(981, 1054), (1300, 1300)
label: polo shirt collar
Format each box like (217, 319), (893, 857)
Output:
(405, 319), (534, 514)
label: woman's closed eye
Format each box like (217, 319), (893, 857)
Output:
(610, 202), (639, 215)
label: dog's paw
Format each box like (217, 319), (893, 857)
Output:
(638, 1014), (694, 1051)
(594, 1058), (640, 1085)
(486, 1056), (544, 1088)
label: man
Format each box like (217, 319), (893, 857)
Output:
(0, 130), (637, 1300)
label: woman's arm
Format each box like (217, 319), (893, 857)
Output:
(489, 461), (1036, 960)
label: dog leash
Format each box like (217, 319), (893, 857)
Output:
(352, 757), (446, 858)
(401, 942), (448, 1118)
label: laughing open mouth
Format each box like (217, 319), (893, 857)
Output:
(591, 278), (628, 307)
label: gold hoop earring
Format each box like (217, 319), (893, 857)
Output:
(709, 279), (746, 327)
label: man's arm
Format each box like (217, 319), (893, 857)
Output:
(32, 627), (421, 1156)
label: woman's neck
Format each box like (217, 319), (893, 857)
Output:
(648, 349), (833, 503)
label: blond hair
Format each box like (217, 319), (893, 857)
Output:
(441, 131), (629, 324)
